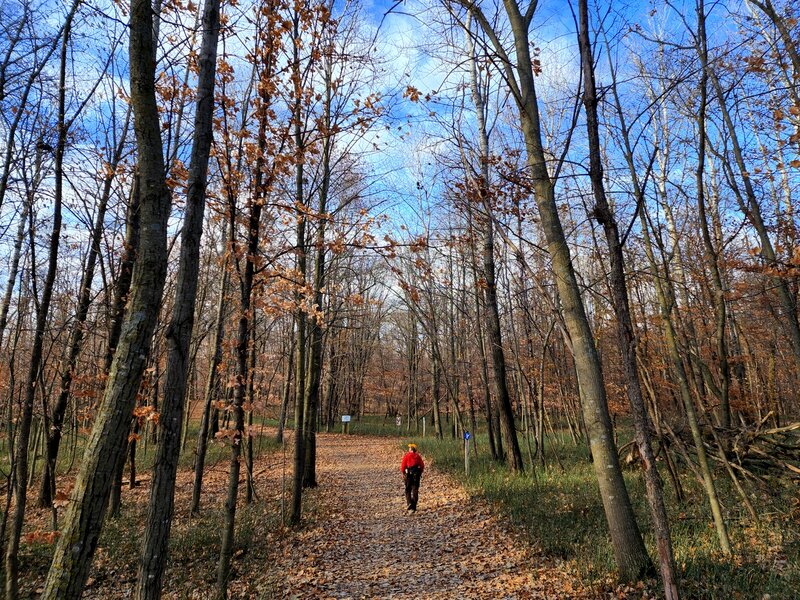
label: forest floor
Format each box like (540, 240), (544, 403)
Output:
(20, 432), (602, 598)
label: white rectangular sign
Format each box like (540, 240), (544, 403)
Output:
(341, 415), (351, 423)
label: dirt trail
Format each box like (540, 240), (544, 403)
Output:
(270, 433), (581, 599)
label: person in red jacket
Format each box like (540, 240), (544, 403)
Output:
(400, 443), (425, 512)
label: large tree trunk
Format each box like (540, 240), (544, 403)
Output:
(577, 1), (677, 594)
(463, 0), (652, 580)
(40, 0), (172, 593)
(136, 0), (220, 596)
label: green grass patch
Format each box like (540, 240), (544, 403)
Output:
(422, 429), (800, 598)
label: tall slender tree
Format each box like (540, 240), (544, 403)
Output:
(136, 0), (221, 595)
(456, 0), (653, 579)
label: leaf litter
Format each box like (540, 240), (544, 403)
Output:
(21, 432), (609, 598)
(259, 433), (591, 599)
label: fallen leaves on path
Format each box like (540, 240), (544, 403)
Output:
(261, 434), (589, 599)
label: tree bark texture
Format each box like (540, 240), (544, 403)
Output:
(41, 0), (172, 593)
(136, 0), (220, 595)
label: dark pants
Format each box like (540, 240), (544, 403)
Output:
(404, 468), (421, 510)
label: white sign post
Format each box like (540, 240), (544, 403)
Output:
(341, 414), (351, 434)
(396, 415), (402, 431)
(422, 416), (426, 438)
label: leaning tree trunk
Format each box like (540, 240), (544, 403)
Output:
(461, 0), (653, 580)
(577, 1), (677, 594)
(40, 0), (172, 594)
(136, 0), (220, 596)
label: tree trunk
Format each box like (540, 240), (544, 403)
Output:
(41, 0), (173, 592)
(216, 84), (267, 600)
(577, 0), (676, 593)
(107, 178), (142, 519)
(464, 13), (518, 467)
(463, 0), (652, 580)
(191, 240), (228, 515)
(301, 56), (334, 489)
(693, 13), (731, 430)
(290, 10), (308, 523)
(39, 108), (132, 508)
(136, 0), (220, 595)
(276, 332), (295, 443)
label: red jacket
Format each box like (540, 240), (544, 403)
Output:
(401, 451), (424, 473)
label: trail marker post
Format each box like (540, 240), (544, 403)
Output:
(396, 415), (402, 432)
(341, 414), (351, 434)
(422, 416), (426, 438)
(464, 431), (471, 476)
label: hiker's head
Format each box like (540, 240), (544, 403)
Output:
(408, 443), (418, 452)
